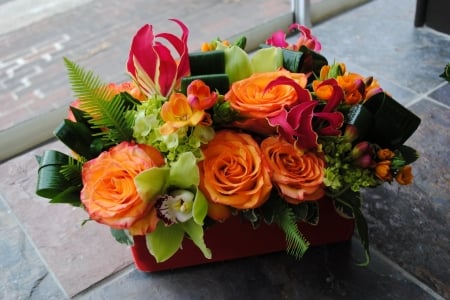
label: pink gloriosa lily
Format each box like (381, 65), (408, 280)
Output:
(265, 23), (321, 52)
(268, 101), (318, 150)
(267, 77), (344, 150)
(289, 23), (321, 52)
(127, 19), (190, 97)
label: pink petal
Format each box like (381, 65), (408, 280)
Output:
(268, 109), (297, 144)
(291, 101), (319, 149)
(318, 79), (344, 112)
(314, 111), (344, 136)
(265, 30), (289, 47)
(264, 76), (311, 104)
(127, 24), (157, 81)
(153, 43), (177, 96)
(157, 19), (190, 80)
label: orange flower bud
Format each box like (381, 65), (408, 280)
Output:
(377, 148), (395, 160)
(375, 160), (392, 181)
(395, 165), (413, 185)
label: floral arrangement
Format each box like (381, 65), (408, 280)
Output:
(36, 19), (420, 265)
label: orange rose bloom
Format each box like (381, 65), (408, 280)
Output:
(68, 81), (146, 122)
(377, 148), (395, 160)
(225, 69), (308, 119)
(375, 160), (392, 181)
(261, 136), (325, 204)
(395, 165), (413, 185)
(108, 81), (147, 101)
(198, 130), (272, 209)
(81, 141), (165, 234)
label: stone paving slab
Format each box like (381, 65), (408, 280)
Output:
(0, 141), (134, 297)
(0, 194), (66, 299)
(76, 240), (438, 300)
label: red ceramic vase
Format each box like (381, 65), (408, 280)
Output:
(131, 196), (354, 272)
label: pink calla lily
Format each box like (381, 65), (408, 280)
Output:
(127, 19), (190, 97)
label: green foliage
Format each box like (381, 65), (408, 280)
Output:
(60, 156), (83, 187)
(36, 150), (82, 207)
(440, 63), (450, 81)
(64, 57), (138, 146)
(334, 190), (370, 266)
(110, 228), (133, 246)
(397, 145), (420, 165)
(321, 136), (378, 192)
(275, 205), (310, 260)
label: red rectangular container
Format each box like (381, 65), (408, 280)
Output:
(131, 197), (354, 272)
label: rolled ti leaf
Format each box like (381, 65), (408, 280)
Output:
(188, 50), (225, 75)
(346, 104), (374, 141)
(364, 93), (421, 148)
(36, 150), (71, 198)
(259, 44), (328, 78)
(346, 93), (421, 148)
(297, 46), (328, 78)
(181, 73), (229, 95)
(54, 119), (95, 159)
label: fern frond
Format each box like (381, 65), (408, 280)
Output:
(64, 58), (137, 145)
(60, 156), (84, 187)
(276, 206), (310, 259)
(89, 94), (136, 144)
(63, 57), (114, 109)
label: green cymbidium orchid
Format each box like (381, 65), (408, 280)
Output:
(134, 151), (210, 262)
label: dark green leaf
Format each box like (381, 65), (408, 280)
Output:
(234, 36), (247, 49)
(241, 209), (261, 228)
(439, 63), (450, 81)
(363, 93), (421, 149)
(291, 202), (319, 225)
(397, 145), (419, 165)
(54, 120), (95, 159)
(188, 50), (225, 75)
(49, 186), (82, 206)
(335, 192), (370, 266)
(36, 150), (71, 198)
(181, 74), (229, 95)
(110, 228), (133, 246)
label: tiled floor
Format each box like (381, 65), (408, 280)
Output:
(1, 0), (449, 299)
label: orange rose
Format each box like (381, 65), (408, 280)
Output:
(68, 81), (146, 121)
(377, 148), (395, 160)
(198, 130), (272, 210)
(81, 141), (165, 234)
(395, 165), (413, 185)
(225, 69), (308, 119)
(261, 136), (325, 204)
(375, 160), (392, 181)
(108, 81), (147, 101)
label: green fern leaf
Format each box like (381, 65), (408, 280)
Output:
(63, 58), (138, 145)
(276, 206), (310, 259)
(60, 156), (83, 187)
(64, 57), (114, 105)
